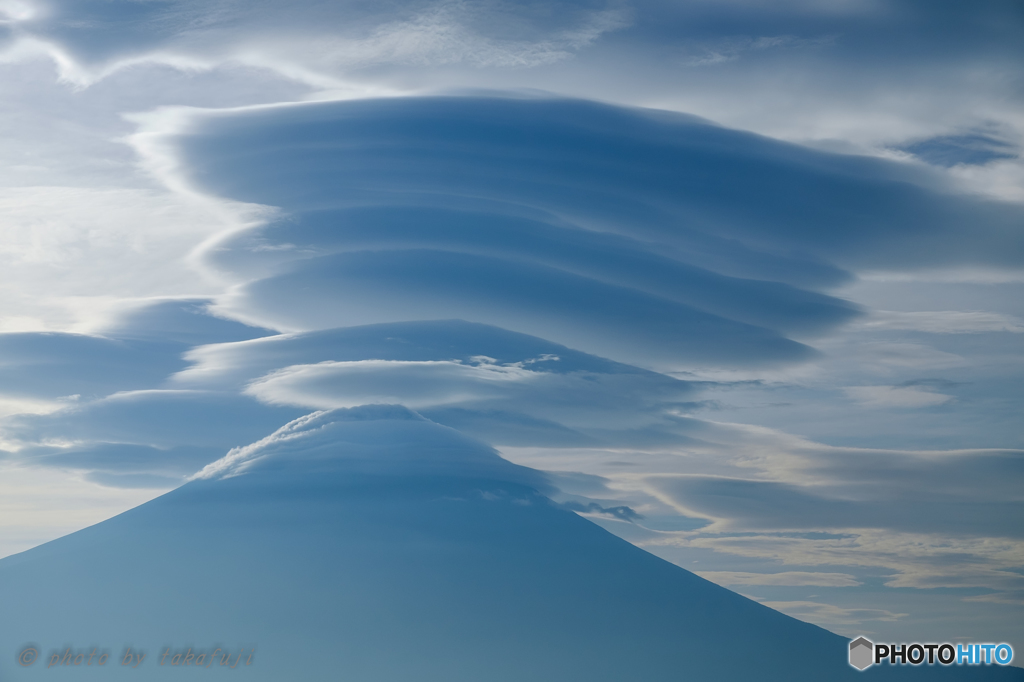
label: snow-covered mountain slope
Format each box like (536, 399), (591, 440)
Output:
(1, 407), (1019, 681)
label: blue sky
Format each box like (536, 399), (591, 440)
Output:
(0, 0), (1021, 652)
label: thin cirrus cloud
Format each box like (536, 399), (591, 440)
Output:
(636, 435), (1024, 540)
(858, 309), (1024, 334)
(644, 471), (1023, 539)
(842, 385), (954, 408)
(695, 571), (862, 587)
(757, 601), (907, 628)
(7, 0), (631, 86)
(7, 0), (1023, 164)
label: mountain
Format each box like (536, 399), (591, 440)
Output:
(1, 406), (1019, 681)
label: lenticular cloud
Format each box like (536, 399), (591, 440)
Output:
(7, 93), (1023, 486)
(170, 96), (1022, 376)
(182, 96), (873, 371)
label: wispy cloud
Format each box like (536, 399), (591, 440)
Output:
(697, 571), (862, 587)
(843, 385), (954, 408)
(758, 600), (907, 627)
(859, 310), (1024, 334)
(0, 187), (228, 332)
(679, 34), (836, 67)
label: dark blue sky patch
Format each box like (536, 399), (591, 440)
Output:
(901, 133), (1017, 168)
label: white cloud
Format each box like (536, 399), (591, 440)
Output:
(244, 359), (542, 409)
(859, 310), (1024, 334)
(843, 385), (953, 408)
(679, 34), (836, 68)
(0, 186), (230, 331)
(964, 591), (1024, 606)
(757, 600), (906, 627)
(2, 0), (631, 89)
(501, 417), (1024, 603)
(0, 0), (34, 23)
(645, 529), (1024, 595)
(819, 341), (966, 371)
(311, 0), (630, 70)
(948, 157), (1024, 203)
(856, 268), (1024, 284)
(191, 409), (329, 481)
(190, 405), (537, 485)
(0, 395), (66, 420)
(696, 571), (861, 587)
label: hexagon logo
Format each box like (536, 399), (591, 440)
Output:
(849, 636), (874, 671)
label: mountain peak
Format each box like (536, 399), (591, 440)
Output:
(192, 405), (543, 487)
